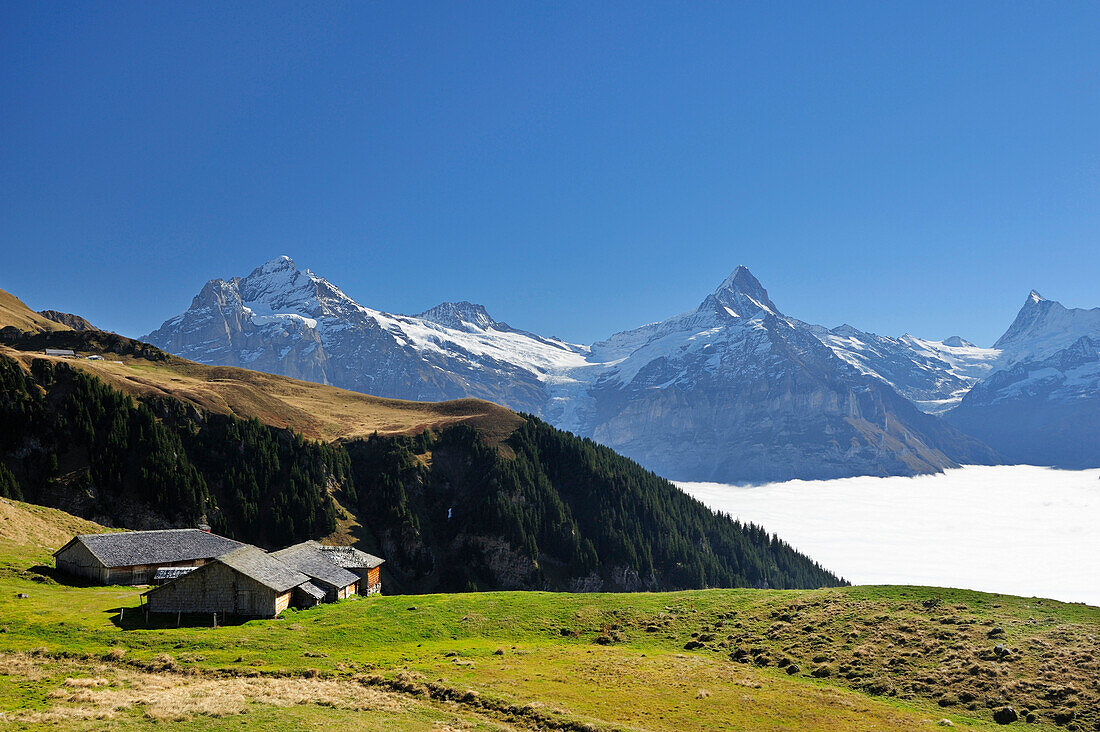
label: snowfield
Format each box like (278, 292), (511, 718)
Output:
(678, 465), (1100, 607)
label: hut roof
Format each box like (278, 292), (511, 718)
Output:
(216, 546), (310, 593)
(296, 581), (326, 601)
(55, 529), (244, 568)
(272, 542), (360, 590)
(318, 544), (385, 570)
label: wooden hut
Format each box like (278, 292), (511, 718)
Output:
(271, 541), (360, 602)
(317, 544), (385, 595)
(144, 545), (310, 618)
(53, 529), (244, 585)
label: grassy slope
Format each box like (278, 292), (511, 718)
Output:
(0, 285), (522, 443)
(0, 499), (111, 567)
(0, 289), (69, 334)
(0, 503), (1096, 731)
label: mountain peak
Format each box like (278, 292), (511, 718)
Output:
(994, 289), (1100, 361)
(255, 255), (297, 274)
(417, 301), (497, 331)
(831, 324), (864, 338)
(706, 265), (779, 318)
(941, 336), (975, 348)
(716, 265), (763, 293)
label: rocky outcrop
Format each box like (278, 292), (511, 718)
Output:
(37, 310), (96, 331)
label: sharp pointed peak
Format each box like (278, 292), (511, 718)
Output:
(716, 265), (763, 292)
(706, 265), (780, 317)
(1027, 289), (1045, 304)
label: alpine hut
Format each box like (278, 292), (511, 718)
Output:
(271, 541), (360, 602)
(53, 529), (244, 585)
(144, 545), (310, 618)
(317, 544), (385, 595)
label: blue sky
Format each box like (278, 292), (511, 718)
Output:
(2, 2), (1098, 346)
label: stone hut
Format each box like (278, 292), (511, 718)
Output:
(317, 544), (385, 595)
(54, 529), (244, 585)
(144, 545), (309, 618)
(272, 541), (360, 602)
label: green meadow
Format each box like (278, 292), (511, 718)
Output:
(0, 501), (1096, 730)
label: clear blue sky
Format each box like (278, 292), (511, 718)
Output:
(2, 2), (1098, 346)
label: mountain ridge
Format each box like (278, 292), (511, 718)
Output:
(144, 258), (1005, 482)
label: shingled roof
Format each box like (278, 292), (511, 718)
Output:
(272, 542), (360, 590)
(216, 546), (310, 593)
(54, 529), (244, 568)
(295, 581), (326, 601)
(318, 544), (385, 571)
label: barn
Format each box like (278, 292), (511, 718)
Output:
(317, 544), (385, 595)
(53, 529), (244, 585)
(272, 541), (360, 602)
(144, 545), (310, 618)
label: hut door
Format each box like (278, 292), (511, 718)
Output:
(237, 589), (251, 613)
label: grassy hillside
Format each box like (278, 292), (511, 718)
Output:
(0, 523), (1095, 730)
(0, 498), (110, 567)
(0, 345), (521, 444)
(0, 288), (69, 334)
(0, 286), (522, 443)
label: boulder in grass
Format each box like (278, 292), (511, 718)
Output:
(992, 706), (1018, 725)
(786, 663), (800, 675)
(1050, 709), (1074, 725)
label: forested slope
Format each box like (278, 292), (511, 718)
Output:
(0, 352), (843, 592)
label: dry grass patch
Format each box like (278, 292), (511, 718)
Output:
(0, 497), (110, 550)
(0, 288), (69, 333)
(0, 653), (406, 724)
(2, 346), (524, 444)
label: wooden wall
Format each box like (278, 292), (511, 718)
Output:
(147, 562), (283, 617)
(362, 566), (382, 595)
(55, 542), (108, 584)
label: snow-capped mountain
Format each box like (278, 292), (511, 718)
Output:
(804, 324), (1000, 414)
(144, 256), (588, 413)
(559, 267), (999, 482)
(942, 292), (1100, 468)
(145, 259), (1000, 483)
(993, 291), (1100, 365)
(146, 256), (1100, 479)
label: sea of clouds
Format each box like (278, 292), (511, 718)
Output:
(678, 465), (1100, 607)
